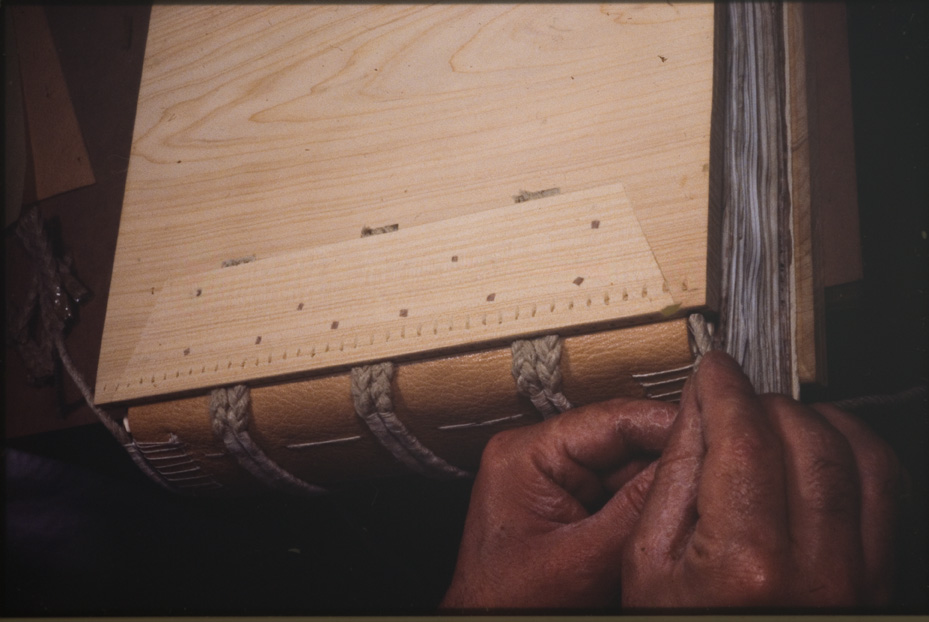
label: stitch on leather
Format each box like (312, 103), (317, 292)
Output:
(286, 435), (361, 449)
(210, 385), (327, 495)
(350, 362), (470, 479)
(437, 414), (524, 431)
(131, 434), (221, 491)
(626, 313), (713, 402)
(630, 363), (695, 379)
(510, 335), (573, 418)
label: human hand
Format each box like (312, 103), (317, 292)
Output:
(620, 350), (903, 609)
(440, 396), (678, 610)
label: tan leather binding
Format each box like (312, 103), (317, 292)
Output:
(127, 318), (694, 493)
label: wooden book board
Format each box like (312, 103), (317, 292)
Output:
(96, 4), (718, 407)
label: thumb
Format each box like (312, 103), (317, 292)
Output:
(578, 460), (660, 554)
(591, 460), (658, 540)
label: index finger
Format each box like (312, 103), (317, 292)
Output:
(693, 351), (788, 551)
(531, 397), (678, 508)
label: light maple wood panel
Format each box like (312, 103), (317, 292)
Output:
(97, 4), (716, 404)
(101, 184), (680, 402)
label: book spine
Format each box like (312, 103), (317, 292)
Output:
(125, 318), (697, 495)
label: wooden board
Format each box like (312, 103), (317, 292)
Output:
(10, 6), (95, 206)
(97, 4), (717, 405)
(786, 2), (824, 386)
(99, 183), (678, 402)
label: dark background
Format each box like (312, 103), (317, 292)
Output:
(4, 2), (928, 615)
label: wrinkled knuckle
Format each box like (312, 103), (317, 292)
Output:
(727, 552), (784, 603)
(804, 455), (859, 516)
(721, 431), (771, 465)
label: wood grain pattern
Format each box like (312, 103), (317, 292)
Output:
(97, 4), (716, 404)
(100, 184), (677, 402)
(786, 2), (825, 386)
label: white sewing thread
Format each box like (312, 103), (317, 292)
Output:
(687, 313), (715, 367)
(286, 435), (361, 449)
(631, 363), (696, 380)
(437, 414), (524, 431)
(130, 433), (221, 491)
(635, 375), (693, 388)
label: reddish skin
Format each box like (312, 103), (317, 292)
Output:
(441, 351), (902, 611)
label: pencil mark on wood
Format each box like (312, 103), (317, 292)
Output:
(361, 224), (399, 237)
(513, 188), (560, 203)
(221, 255), (255, 268)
